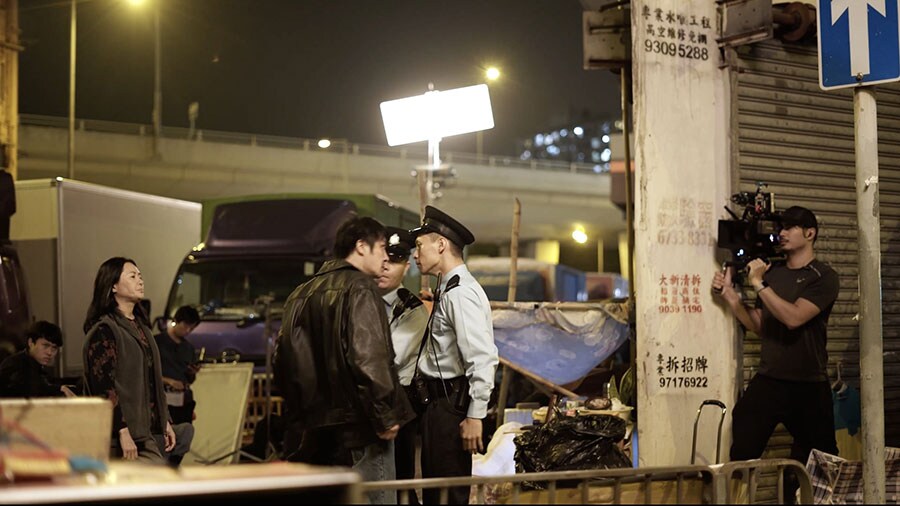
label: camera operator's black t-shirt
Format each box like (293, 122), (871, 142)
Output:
(755, 259), (839, 382)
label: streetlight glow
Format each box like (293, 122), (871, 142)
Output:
(572, 226), (588, 244)
(485, 67), (501, 81)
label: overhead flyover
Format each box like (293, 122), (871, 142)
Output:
(17, 114), (625, 246)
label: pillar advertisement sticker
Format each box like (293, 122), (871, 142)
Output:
(639, 5), (714, 62)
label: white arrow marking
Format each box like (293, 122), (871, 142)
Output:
(831, 0), (887, 77)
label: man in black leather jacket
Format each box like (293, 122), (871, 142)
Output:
(275, 216), (413, 504)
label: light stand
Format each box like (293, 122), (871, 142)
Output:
(259, 293), (282, 461)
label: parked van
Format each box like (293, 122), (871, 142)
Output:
(163, 194), (420, 366)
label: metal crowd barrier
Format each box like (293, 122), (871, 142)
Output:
(356, 458), (813, 504)
(715, 459), (814, 505)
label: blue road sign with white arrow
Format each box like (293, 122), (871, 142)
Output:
(818, 0), (900, 90)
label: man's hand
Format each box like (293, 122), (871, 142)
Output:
(746, 258), (770, 288)
(460, 418), (484, 454)
(119, 428), (138, 460)
(714, 263), (764, 333)
(712, 266), (739, 304)
(164, 377), (185, 391)
(60, 385), (77, 398)
(377, 424), (400, 441)
(186, 363), (201, 383)
(164, 422), (177, 452)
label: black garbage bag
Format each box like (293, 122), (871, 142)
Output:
(514, 414), (632, 489)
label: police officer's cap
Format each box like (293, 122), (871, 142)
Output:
(386, 227), (415, 263)
(409, 205), (475, 249)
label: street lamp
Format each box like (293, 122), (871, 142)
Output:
(68, 0), (76, 179)
(65, 0), (157, 180)
(477, 66), (501, 160)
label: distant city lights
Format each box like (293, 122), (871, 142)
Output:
(518, 118), (618, 172)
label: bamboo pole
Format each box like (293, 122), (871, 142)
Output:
(507, 198), (521, 302)
(497, 198), (521, 425)
(500, 357), (579, 399)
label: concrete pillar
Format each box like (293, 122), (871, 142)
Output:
(535, 239), (559, 265)
(596, 239), (605, 273)
(632, 0), (737, 465)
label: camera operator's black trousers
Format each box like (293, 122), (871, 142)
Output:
(420, 377), (472, 505)
(731, 374), (838, 501)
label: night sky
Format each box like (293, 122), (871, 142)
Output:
(20, 0), (621, 156)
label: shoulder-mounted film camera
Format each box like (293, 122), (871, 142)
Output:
(716, 183), (784, 271)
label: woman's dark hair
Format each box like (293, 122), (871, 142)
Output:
(83, 257), (147, 332)
(333, 217), (386, 259)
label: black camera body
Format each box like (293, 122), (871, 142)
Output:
(716, 183), (783, 269)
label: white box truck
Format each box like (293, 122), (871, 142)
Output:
(10, 179), (201, 377)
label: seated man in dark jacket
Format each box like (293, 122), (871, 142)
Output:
(275, 216), (413, 505)
(0, 321), (72, 398)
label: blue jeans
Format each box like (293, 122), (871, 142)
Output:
(351, 439), (396, 505)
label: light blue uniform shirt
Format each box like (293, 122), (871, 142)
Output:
(383, 286), (430, 387)
(420, 264), (498, 419)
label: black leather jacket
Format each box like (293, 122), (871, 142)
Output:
(274, 259), (413, 448)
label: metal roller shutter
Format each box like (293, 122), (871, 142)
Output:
(731, 38), (900, 501)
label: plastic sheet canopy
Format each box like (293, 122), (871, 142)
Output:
(492, 301), (630, 386)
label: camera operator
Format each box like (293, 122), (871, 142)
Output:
(712, 205), (839, 500)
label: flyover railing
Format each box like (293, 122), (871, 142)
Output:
(19, 114), (605, 175)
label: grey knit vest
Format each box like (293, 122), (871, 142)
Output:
(83, 313), (169, 440)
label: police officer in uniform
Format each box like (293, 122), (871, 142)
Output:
(377, 227), (430, 496)
(410, 206), (499, 505)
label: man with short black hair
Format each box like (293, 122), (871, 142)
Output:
(410, 205), (499, 505)
(155, 305), (201, 425)
(713, 205), (839, 500)
(0, 321), (70, 398)
(152, 305), (200, 467)
(276, 216), (413, 504)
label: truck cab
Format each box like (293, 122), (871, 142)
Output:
(164, 195), (419, 366)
